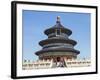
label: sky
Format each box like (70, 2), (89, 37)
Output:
(22, 10), (91, 61)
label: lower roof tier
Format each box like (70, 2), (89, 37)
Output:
(35, 47), (80, 56)
(39, 38), (77, 46)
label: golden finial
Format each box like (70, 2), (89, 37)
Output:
(57, 16), (60, 22)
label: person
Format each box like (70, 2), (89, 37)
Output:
(59, 58), (66, 67)
(55, 58), (66, 67)
(56, 61), (61, 67)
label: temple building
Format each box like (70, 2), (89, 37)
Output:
(35, 16), (80, 63)
(22, 16), (91, 69)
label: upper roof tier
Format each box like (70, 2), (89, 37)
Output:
(44, 16), (72, 36)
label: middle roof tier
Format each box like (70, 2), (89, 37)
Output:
(39, 37), (77, 47)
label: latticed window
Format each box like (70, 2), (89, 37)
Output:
(57, 29), (60, 35)
(55, 29), (61, 35)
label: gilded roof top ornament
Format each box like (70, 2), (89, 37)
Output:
(57, 16), (60, 22)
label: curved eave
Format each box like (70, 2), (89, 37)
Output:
(39, 38), (77, 46)
(35, 48), (80, 55)
(44, 27), (72, 36)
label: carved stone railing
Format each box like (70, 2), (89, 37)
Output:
(22, 59), (53, 70)
(22, 58), (91, 70)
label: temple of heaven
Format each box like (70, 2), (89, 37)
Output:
(35, 16), (80, 62)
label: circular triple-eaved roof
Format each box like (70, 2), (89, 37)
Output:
(44, 16), (72, 36)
